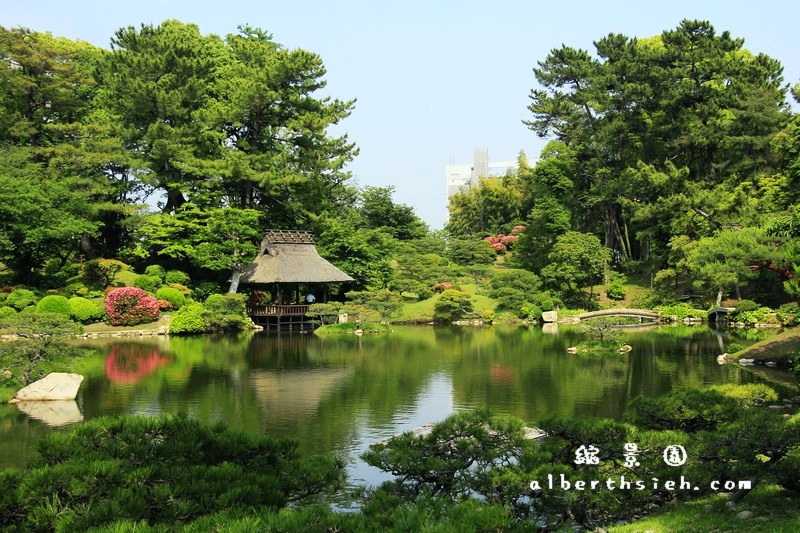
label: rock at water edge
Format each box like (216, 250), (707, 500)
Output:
(541, 310), (558, 323)
(10, 372), (84, 402)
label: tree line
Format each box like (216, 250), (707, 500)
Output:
(447, 20), (800, 306)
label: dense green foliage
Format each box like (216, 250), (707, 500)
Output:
(5, 289), (36, 311)
(0, 415), (343, 531)
(168, 294), (251, 334)
(364, 385), (800, 531)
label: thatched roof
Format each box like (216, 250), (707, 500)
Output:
(239, 230), (354, 285)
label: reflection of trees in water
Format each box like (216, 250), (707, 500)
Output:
(104, 343), (171, 384)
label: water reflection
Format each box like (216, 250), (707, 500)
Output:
(105, 343), (172, 384)
(14, 400), (83, 426)
(0, 325), (797, 476)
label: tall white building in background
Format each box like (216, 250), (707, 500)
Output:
(445, 148), (517, 198)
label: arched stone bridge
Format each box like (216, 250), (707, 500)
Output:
(575, 308), (662, 323)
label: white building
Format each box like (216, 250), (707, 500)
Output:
(445, 148), (517, 198)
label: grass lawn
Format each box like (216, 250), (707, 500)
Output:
(394, 283), (498, 323)
(610, 484), (800, 533)
(83, 315), (171, 333)
(595, 274), (651, 309)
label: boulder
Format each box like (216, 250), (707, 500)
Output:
(541, 310), (558, 323)
(10, 372), (84, 403)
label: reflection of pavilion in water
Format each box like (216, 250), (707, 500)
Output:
(249, 368), (353, 418)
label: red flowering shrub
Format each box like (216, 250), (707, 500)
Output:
(485, 230), (521, 253)
(431, 282), (455, 293)
(157, 299), (174, 311)
(104, 287), (160, 326)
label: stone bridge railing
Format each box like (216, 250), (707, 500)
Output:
(575, 308), (662, 322)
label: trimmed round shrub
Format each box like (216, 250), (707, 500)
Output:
(105, 287), (160, 326)
(734, 299), (759, 313)
(144, 264), (166, 282)
(133, 275), (161, 293)
(68, 297), (104, 324)
(169, 303), (207, 335)
(35, 295), (71, 318)
(165, 270), (190, 286)
(155, 286), (186, 309)
(7, 289), (36, 311)
(0, 306), (16, 319)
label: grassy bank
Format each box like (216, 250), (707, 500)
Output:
(734, 327), (800, 363)
(610, 483), (800, 532)
(0, 341), (102, 403)
(314, 322), (392, 336)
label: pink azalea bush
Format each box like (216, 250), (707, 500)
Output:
(484, 228), (523, 253)
(431, 282), (455, 293)
(105, 287), (160, 326)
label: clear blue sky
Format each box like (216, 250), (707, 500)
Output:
(3, 1), (798, 228)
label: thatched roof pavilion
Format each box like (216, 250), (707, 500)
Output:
(239, 231), (352, 327)
(240, 230), (353, 286)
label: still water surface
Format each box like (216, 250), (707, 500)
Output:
(1, 325), (796, 487)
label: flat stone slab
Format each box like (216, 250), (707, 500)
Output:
(10, 372), (84, 402)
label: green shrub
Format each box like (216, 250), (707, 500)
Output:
(654, 303), (708, 320)
(736, 306), (777, 325)
(155, 286), (186, 309)
(204, 293), (251, 333)
(6, 289), (36, 311)
(734, 299), (759, 313)
(133, 274), (161, 293)
(34, 295), (71, 317)
(169, 303), (207, 335)
(193, 281), (221, 301)
(791, 350), (800, 384)
(606, 272), (627, 300)
(0, 307), (16, 319)
(725, 342), (744, 354)
(165, 269), (191, 286)
(521, 302), (543, 321)
(83, 258), (127, 288)
(708, 383), (778, 407)
(488, 286), (527, 317)
(144, 264), (167, 282)
(68, 297), (104, 324)
(41, 258), (77, 289)
(433, 289), (473, 322)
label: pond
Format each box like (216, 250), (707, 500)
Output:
(1, 324), (797, 490)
